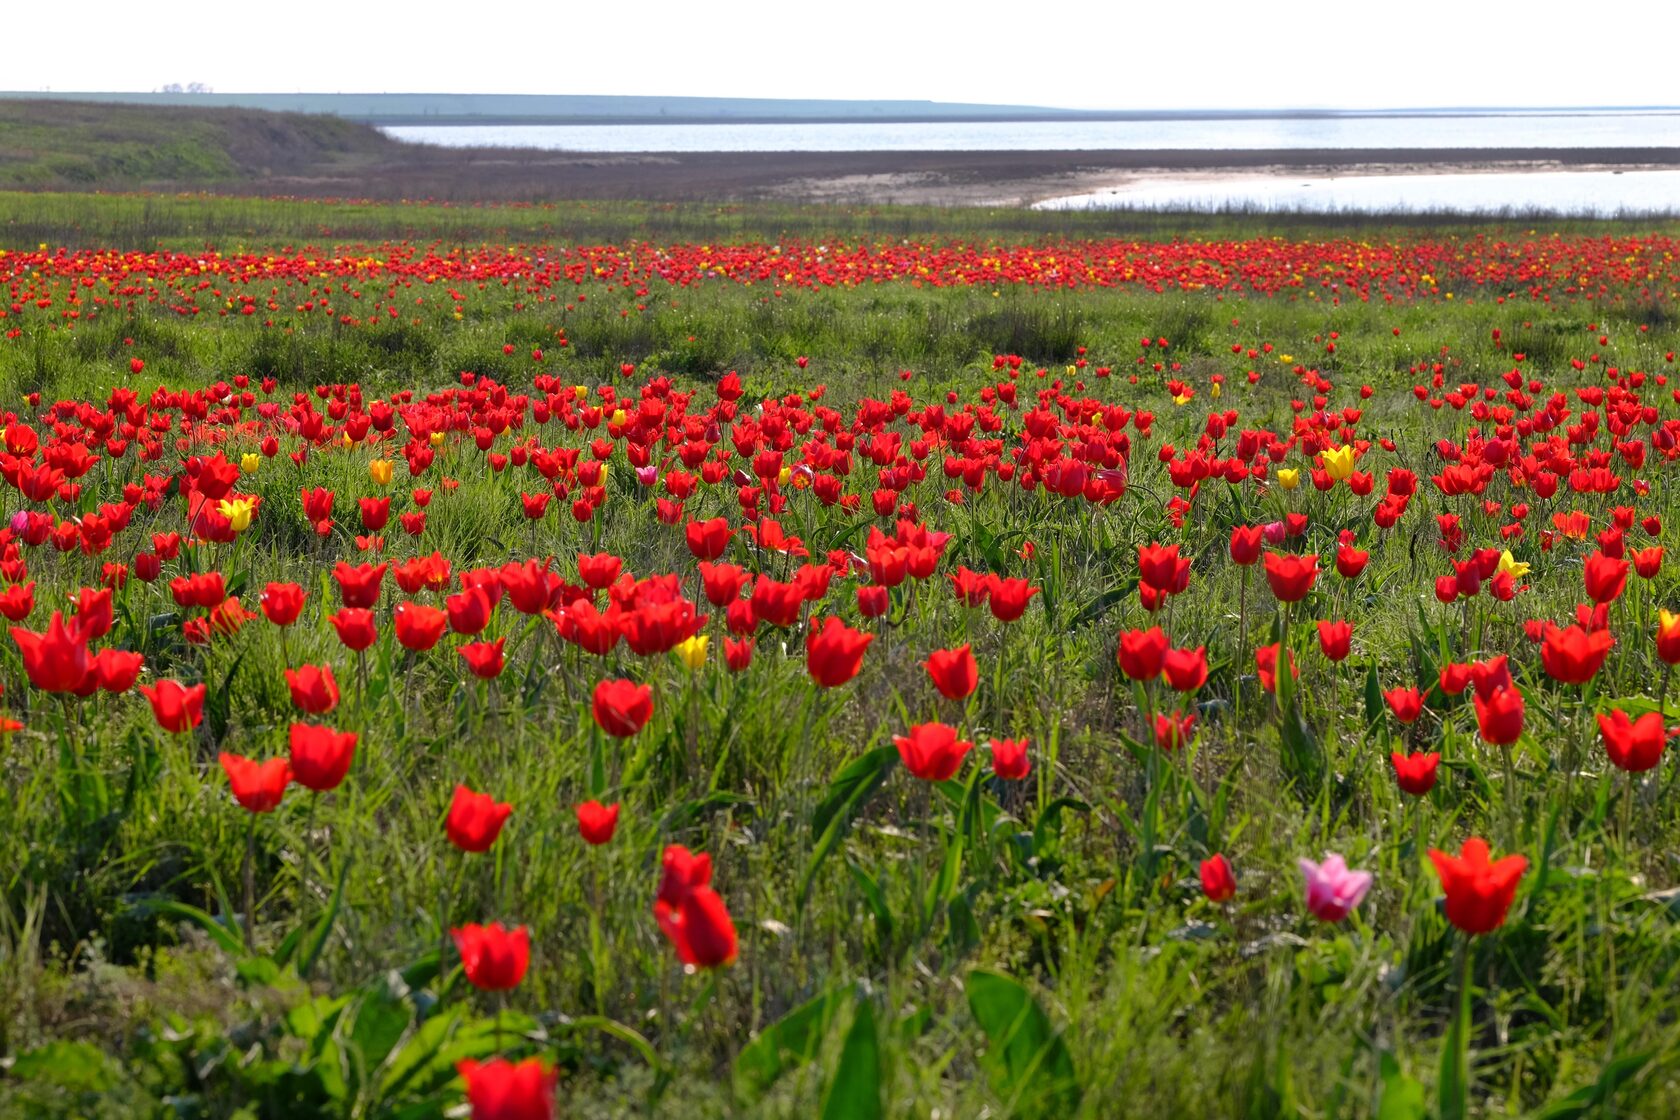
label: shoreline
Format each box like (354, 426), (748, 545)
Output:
(116, 145), (1680, 207)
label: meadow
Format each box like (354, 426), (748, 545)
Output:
(2, 194), (1680, 1117)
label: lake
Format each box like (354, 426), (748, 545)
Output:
(383, 111), (1680, 153)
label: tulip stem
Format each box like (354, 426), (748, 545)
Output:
(301, 792), (318, 910)
(242, 813), (257, 953)
(1235, 566), (1248, 731)
(1620, 777), (1635, 857)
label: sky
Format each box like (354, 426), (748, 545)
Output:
(7, 0), (1676, 111)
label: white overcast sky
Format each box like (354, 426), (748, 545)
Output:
(7, 0), (1676, 110)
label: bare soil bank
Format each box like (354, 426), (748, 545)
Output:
(247, 146), (1680, 206)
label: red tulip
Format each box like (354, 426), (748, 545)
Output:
(987, 576), (1039, 622)
(1116, 626), (1169, 681)
(1473, 685), (1525, 745)
(1228, 525), (1265, 566)
(893, 721), (973, 781)
(1658, 610), (1680, 665)
(329, 607), (379, 651)
(925, 644), (978, 700)
(219, 752), (291, 813)
(1263, 552), (1319, 603)
(1316, 619), (1353, 661)
(1428, 837), (1527, 935)
(1255, 643), (1298, 693)
(0, 581), (34, 621)
(723, 636), (754, 671)
(458, 638), (506, 679)
(576, 800), (620, 844)
(285, 664), (339, 713)
(1582, 551), (1629, 604)
(260, 581), (307, 626)
(446, 784), (513, 852)
(287, 722), (357, 792)
(806, 616), (872, 687)
(577, 552), (623, 589)
(451, 922), (530, 991)
(1539, 624), (1614, 684)
(989, 737), (1031, 779)
(1390, 751), (1441, 796)
(394, 602), (448, 651)
(10, 611), (91, 693)
(1137, 542), (1189, 595)
(1154, 710), (1196, 751)
(91, 648), (144, 694)
(333, 561), (387, 609)
(657, 844), (713, 908)
(73, 587), (113, 639)
(684, 517), (733, 561)
(856, 584), (890, 618)
(1597, 709), (1667, 772)
(592, 678), (653, 737)
(1162, 646), (1208, 692)
(1384, 685), (1424, 728)
(750, 576), (804, 628)
(1200, 854), (1236, 902)
(300, 487), (334, 522)
(654, 886), (738, 969)
(139, 679), (206, 733)
(447, 586), (495, 635)
(456, 1057), (557, 1120)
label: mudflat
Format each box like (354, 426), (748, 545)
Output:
(252, 145), (1680, 205)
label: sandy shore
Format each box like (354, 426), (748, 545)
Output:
(246, 146), (1680, 207)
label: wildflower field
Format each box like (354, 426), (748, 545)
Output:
(4, 195), (1680, 1117)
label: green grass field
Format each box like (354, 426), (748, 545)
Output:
(2, 194), (1680, 1118)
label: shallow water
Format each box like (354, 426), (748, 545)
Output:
(1033, 168), (1680, 216)
(383, 111), (1680, 154)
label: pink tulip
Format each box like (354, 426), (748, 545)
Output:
(1298, 853), (1372, 922)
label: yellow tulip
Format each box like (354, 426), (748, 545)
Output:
(777, 466), (792, 487)
(369, 459), (394, 486)
(241, 453), (260, 474)
(1496, 551), (1530, 580)
(1276, 468), (1301, 491)
(674, 635), (709, 671)
(217, 497), (256, 533)
(1210, 381), (1222, 399)
(1320, 445), (1356, 482)
(429, 431), (445, 447)
(611, 408), (628, 427)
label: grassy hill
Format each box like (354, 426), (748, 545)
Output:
(0, 99), (395, 187)
(0, 91), (1090, 125)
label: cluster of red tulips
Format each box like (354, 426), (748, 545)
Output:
(5, 282), (1680, 1116)
(5, 234), (1680, 338)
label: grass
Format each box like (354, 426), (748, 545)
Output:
(1, 196), (1680, 1117)
(8, 187), (1680, 250)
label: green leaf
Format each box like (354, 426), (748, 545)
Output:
(152, 899), (245, 958)
(1438, 954), (1471, 1120)
(821, 998), (882, 1120)
(8, 1040), (125, 1091)
(1279, 699), (1326, 798)
(801, 747), (895, 911)
(1363, 659), (1384, 733)
(347, 973), (417, 1077)
(1031, 797), (1090, 859)
(1376, 1051), (1427, 1120)
(1534, 1050), (1654, 1119)
(298, 856), (351, 980)
(734, 988), (844, 1101)
(964, 969), (1082, 1120)
(847, 861), (895, 947)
